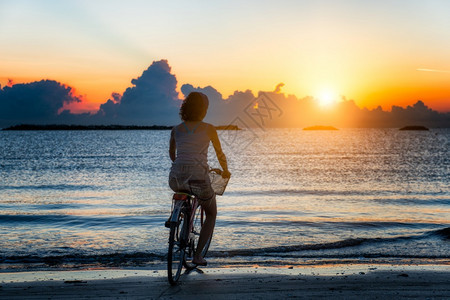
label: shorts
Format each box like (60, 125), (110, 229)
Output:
(169, 163), (216, 202)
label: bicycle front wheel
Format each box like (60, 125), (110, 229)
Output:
(198, 207), (212, 257)
(191, 207), (212, 259)
(167, 204), (188, 285)
(183, 206), (212, 270)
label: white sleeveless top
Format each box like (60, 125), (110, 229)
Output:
(173, 122), (211, 168)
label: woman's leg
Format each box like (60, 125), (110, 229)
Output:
(193, 196), (217, 264)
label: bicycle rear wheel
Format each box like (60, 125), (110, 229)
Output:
(167, 204), (188, 285)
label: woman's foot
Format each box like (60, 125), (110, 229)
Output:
(192, 256), (207, 266)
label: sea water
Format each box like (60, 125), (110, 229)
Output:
(0, 129), (449, 269)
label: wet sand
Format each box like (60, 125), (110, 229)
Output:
(1, 265), (449, 299)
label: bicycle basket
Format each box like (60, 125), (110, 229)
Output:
(209, 170), (229, 195)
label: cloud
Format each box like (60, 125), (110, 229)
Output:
(273, 83), (285, 93)
(0, 80), (83, 127)
(180, 83), (257, 126)
(388, 100), (449, 127)
(417, 68), (450, 74)
(95, 59), (180, 125)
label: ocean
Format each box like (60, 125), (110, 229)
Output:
(0, 128), (449, 270)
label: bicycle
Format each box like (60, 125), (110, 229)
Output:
(166, 168), (228, 285)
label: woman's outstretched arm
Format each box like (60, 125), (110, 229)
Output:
(209, 125), (231, 178)
(169, 127), (176, 162)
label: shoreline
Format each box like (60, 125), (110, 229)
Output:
(1, 264), (449, 299)
(2, 257), (449, 274)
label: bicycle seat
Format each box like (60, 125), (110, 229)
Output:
(173, 193), (191, 201)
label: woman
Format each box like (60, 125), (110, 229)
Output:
(169, 92), (231, 266)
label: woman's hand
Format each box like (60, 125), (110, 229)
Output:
(221, 169), (231, 178)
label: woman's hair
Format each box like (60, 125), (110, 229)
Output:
(179, 92), (209, 121)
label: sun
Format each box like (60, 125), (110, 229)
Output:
(317, 88), (338, 107)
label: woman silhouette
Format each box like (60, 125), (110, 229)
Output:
(169, 92), (231, 266)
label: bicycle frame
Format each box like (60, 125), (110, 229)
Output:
(169, 193), (202, 239)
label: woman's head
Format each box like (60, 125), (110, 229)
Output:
(179, 92), (209, 121)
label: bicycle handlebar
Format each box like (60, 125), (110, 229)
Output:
(209, 168), (223, 175)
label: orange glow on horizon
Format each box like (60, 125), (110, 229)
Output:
(1, 75), (450, 114)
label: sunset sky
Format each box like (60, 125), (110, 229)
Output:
(1, 0), (450, 113)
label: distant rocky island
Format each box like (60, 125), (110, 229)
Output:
(2, 124), (241, 131)
(399, 125), (429, 131)
(303, 125), (338, 130)
(215, 125), (240, 130)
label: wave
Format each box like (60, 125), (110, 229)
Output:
(218, 219), (441, 230)
(0, 214), (165, 228)
(209, 227), (450, 258)
(0, 184), (97, 191)
(432, 227), (450, 240)
(226, 189), (376, 197)
(226, 188), (449, 198)
(1, 214), (441, 231)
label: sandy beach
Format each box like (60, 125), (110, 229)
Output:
(1, 264), (449, 299)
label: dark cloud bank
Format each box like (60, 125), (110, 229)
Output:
(1, 60), (449, 128)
